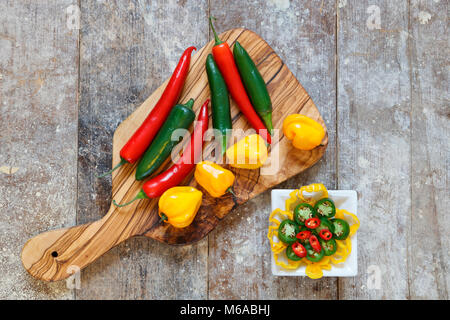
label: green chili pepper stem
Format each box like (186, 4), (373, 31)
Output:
(227, 187), (236, 197)
(97, 157), (128, 178)
(160, 213), (168, 223)
(113, 189), (148, 207)
(209, 16), (223, 45)
(184, 98), (194, 109)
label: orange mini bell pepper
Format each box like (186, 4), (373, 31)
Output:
(282, 114), (325, 150)
(226, 134), (268, 169)
(194, 161), (235, 198)
(158, 186), (202, 228)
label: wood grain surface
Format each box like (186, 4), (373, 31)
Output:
(21, 28), (327, 282)
(1, 0), (448, 299)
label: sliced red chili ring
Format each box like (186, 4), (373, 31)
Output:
(296, 230), (312, 240)
(305, 217), (321, 229)
(292, 242), (307, 258)
(319, 229), (333, 241)
(309, 235), (322, 253)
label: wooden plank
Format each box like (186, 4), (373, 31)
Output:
(208, 0), (338, 299)
(337, 1), (411, 299)
(408, 0), (449, 299)
(21, 27), (329, 282)
(0, 0), (78, 298)
(76, 0), (209, 299)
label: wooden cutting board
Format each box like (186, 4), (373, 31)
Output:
(21, 28), (328, 281)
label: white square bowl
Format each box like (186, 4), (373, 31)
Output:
(270, 189), (358, 277)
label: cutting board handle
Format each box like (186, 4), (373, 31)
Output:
(21, 205), (146, 281)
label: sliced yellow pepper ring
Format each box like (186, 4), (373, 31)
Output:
(305, 264), (324, 279)
(336, 209), (360, 237)
(268, 208), (293, 255)
(274, 251), (303, 269)
(298, 183), (329, 203)
(285, 183), (329, 211)
(267, 227), (287, 254)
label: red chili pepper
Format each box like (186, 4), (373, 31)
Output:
(209, 17), (271, 144)
(98, 46), (197, 178)
(292, 242), (307, 258)
(113, 99), (209, 207)
(319, 229), (332, 241)
(296, 230), (311, 240)
(305, 217), (321, 229)
(309, 235), (322, 253)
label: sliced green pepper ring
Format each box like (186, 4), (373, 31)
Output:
(314, 198), (336, 218)
(315, 218), (335, 234)
(306, 246), (325, 262)
(331, 218), (350, 240)
(286, 243), (302, 261)
(319, 238), (337, 256)
(278, 219), (300, 245)
(294, 203), (316, 225)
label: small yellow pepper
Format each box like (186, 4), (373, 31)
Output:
(226, 134), (268, 169)
(194, 161), (235, 198)
(158, 186), (202, 228)
(282, 114), (325, 150)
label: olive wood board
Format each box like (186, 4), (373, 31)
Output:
(21, 28), (328, 281)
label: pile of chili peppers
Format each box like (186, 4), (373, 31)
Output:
(98, 17), (277, 228)
(207, 17), (272, 148)
(278, 198), (350, 262)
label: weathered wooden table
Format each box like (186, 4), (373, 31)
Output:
(0, 0), (448, 299)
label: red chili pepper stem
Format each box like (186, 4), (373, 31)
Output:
(112, 189), (148, 208)
(209, 16), (223, 45)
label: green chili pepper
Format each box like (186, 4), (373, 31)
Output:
(306, 245), (325, 262)
(135, 99), (196, 180)
(315, 218), (335, 234)
(294, 203), (317, 225)
(286, 244), (302, 261)
(205, 54), (232, 154)
(314, 198), (336, 219)
(319, 238), (337, 256)
(277, 219), (299, 245)
(233, 41), (273, 134)
(331, 218), (350, 240)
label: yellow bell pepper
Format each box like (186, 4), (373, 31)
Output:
(282, 114), (325, 150)
(158, 186), (202, 228)
(226, 134), (268, 169)
(194, 161), (235, 198)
